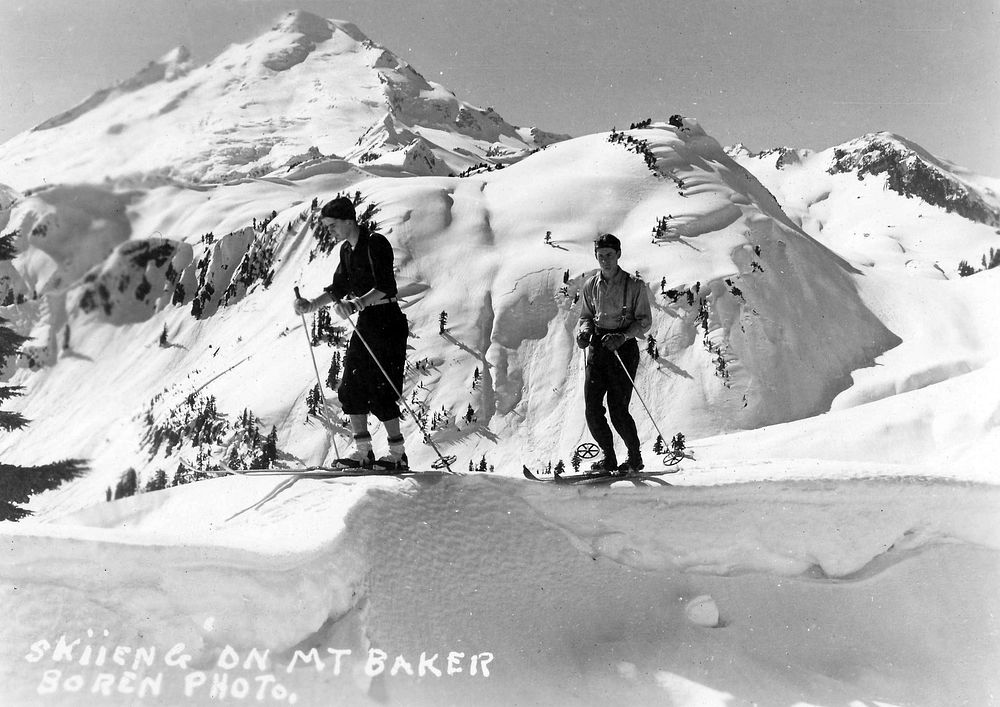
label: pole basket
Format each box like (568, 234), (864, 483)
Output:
(431, 455), (458, 470)
(662, 450), (685, 467)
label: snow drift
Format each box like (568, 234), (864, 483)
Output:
(2, 473), (998, 706)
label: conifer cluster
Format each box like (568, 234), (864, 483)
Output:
(0, 232), (85, 520)
(607, 128), (660, 175)
(958, 247), (1000, 277)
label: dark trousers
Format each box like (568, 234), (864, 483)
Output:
(584, 337), (641, 460)
(338, 304), (408, 421)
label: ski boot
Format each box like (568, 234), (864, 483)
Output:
(589, 455), (618, 475)
(617, 452), (644, 476)
(374, 451), (408, 473)
(334, 448), (375, 470)
(374, 436), (408, 473)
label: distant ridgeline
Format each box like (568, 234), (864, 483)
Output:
(828, 138), (1000, 227)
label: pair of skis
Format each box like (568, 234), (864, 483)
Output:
(197, 465), (676, 483)
(521, 466), (677, 485)
(199, 464), (450, 479)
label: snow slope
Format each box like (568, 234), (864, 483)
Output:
(0, 120), (931, 510)
(2, 472), (998, 706)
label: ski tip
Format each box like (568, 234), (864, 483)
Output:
(522, 465), (545, 481)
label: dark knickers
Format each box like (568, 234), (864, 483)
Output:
(584, 337), (641, 458)
(338, 304), (408, 421)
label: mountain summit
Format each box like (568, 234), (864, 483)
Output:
(0, 10), (567, 189)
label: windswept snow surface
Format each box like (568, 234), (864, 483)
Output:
(3, 472), (998, 707)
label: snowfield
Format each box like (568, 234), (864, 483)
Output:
(3, 471), (998, 706)
(1, 9), (999, 707)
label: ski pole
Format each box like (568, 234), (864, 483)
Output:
(294, 287), (340, 459)
(614, 348), (667, 446)
(340, 308), (456, 473)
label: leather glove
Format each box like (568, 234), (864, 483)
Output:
(576, 329), (592, 349)
(345, 296), (365, 314)
(332, 300), (354, 320)
(333, 297), (365, 319)
(293, 297), (314, 315)
(602, 333), (627, 351)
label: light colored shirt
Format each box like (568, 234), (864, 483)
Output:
(578, 267), (652, 340)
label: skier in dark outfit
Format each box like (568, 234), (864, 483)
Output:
(577, 233), (652, 473)
(294, 196), (409, 470)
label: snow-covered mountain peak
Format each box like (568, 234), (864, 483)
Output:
(827, 131), (1000, 227)
(0, 11), (567, 189)
(271, 9), (335, 39)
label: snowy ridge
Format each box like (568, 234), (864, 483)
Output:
(730, 132), (1000, 278)
(31, 47), (193, 133)
(2, 120), (999, 512)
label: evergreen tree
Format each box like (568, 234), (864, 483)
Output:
(653, 434), (664, 455)
(554, 460), (566, 476)
(307, 384), (323, 416)
(0, 280), (86, 519)
(170, 463), (188, 487)
(327, 352), (342, 388)
(1, 460), (88, 520)
(981, 247), (1000, 271)
(261, 426), (278, 468)
(646, 334), (659, 359)
(114, 468), (139, 500)
(159, 324), (169, 347)
(144, 469), (168, 493)
(0, 232), (17, 261)
(439, 311), (448, 335)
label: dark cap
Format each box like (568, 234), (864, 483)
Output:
(594, 233), (621, 252)
(320, 196), (357, 222)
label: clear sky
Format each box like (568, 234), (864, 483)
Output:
(1, 0), (998, 175)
